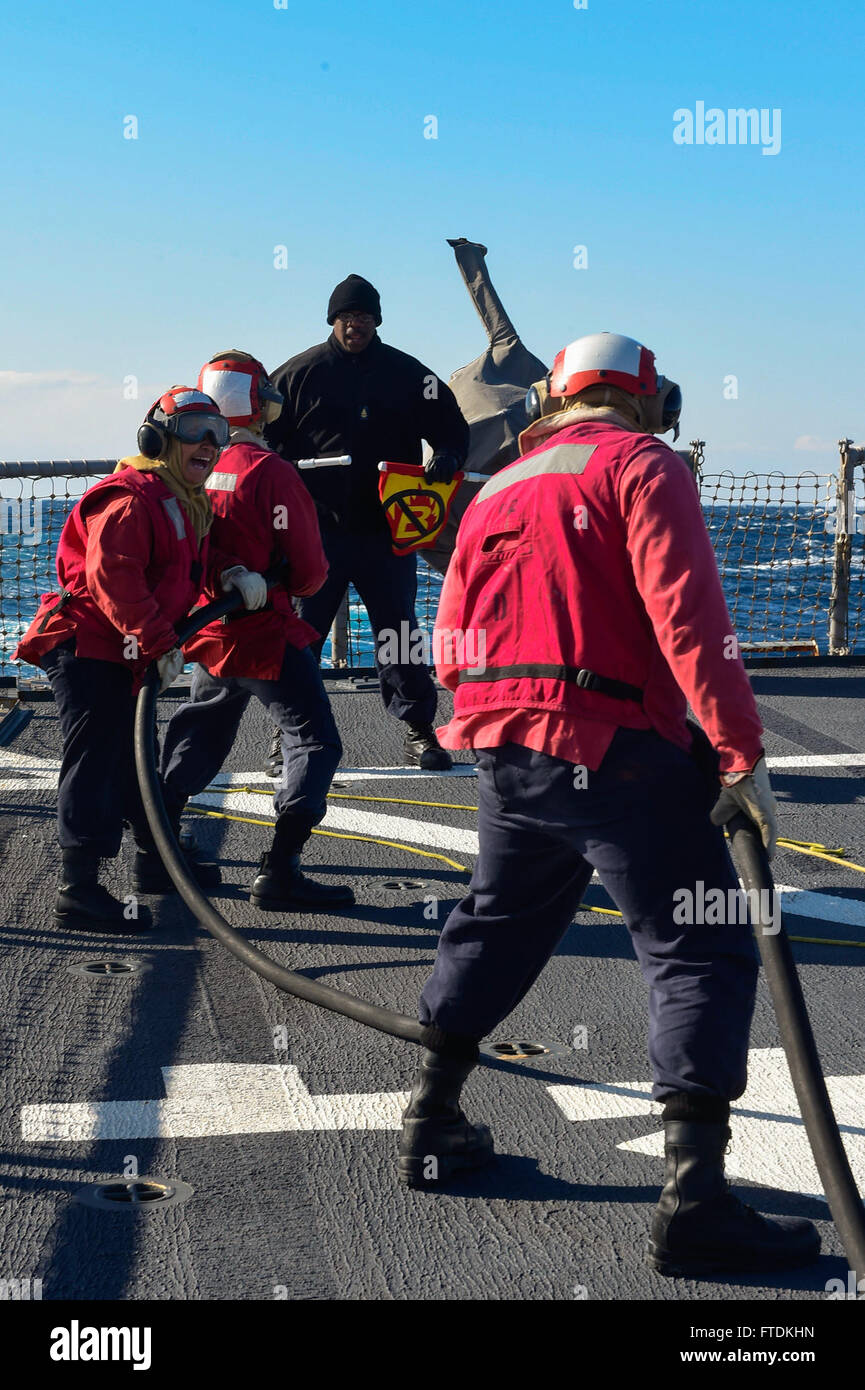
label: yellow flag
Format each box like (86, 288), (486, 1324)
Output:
(378, 462), (462, 555)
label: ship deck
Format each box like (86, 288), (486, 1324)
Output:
(1, 665), (864, 1305)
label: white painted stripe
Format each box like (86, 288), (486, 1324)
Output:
(776, 884), (865, 927)
(195, 787), (479, 854)
(21, 1063), (410, 1141)
(0, 758), (478, 794)
(330, 766), (478, 781)
(547, 1079), (655, 1124)
(320, 804), (477, 853)
(5, 752), (865, 922)
(766, 754), (865, 769)
(549, 1048), (865, 1201)
(0, 748), (60, 791)
(9, 748), (865, 795)
(206, 767), (478, 786)
(619, 1051), (865, 1201)
(201, 792), (865, 920)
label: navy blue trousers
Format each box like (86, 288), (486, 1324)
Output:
(298, 525), (438, 725)
(160, 643), (342, 850)
(42, 640), (149, 855)
(419, 731), (759, 1101)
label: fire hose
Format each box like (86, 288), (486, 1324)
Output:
(717, 801), (865, 1278)
(134, 584), (865, 1274)
(134, 579), (424, 1045)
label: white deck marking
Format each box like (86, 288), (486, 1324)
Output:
(776, 884), (865, 927)
(24, 1049), (865, 1202)
(766, 754), (865, 769)
(331, 766), (478, 781)
(8, 747), (865, 793)
(5, 752), (865, 923)
(0, 757), (477, 794)
(9, 747), (865, 794)
(207, 766), (478, 784)
(194, 787), (480, 854)
(0, 748), (61, 791)
(20, 1063), (411, 1142)
(548, 1047), (865, 1200)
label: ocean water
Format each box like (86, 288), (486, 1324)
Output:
(2, 485), (864, 677)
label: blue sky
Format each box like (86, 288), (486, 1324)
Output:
(1, 0), (863, 471)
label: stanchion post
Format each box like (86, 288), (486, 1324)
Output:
(829, 441), (855, 655)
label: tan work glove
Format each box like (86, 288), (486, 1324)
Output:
(714, 755), (779, 860)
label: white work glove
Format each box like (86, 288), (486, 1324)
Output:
(715, 755), (779, 860)
(221, 565), (268, 611)
(156, 646), (184, 693)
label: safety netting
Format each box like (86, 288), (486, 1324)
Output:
(700, 471), (839, 655)
(1, 463), (863, 680)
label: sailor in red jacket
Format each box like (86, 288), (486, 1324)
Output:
(397, 333), (819, 1278)
(13, 387), (262, 931)
(159, 352), (353, 910)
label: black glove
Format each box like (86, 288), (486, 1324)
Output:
(424, 451), (462, 485)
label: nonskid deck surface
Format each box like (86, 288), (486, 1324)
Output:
(1, 667), (864, 1301)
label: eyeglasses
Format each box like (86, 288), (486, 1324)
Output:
(335, 312), (375, 326)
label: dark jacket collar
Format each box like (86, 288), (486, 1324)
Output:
(327, 330), (382, 363)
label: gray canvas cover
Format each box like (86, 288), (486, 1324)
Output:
(420, 239), (547, 575)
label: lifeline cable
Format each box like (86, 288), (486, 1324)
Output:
(134, 584), (424, 1045)
(721, 806), (865, 1278)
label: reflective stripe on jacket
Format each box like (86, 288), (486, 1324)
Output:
(434, 419), (764, 776)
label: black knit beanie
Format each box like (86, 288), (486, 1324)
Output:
(327, 274), (382, 326)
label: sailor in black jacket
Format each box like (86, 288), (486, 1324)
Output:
(265, 274), (470, 771)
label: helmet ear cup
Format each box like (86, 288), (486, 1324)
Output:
(662, 382), (682, 437)
(137, 420), (165, 459)
(524, 374), (552, 424)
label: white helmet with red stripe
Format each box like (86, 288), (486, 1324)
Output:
(551, 333), (657, 399)
(198, 350), (283, 429)
(527, 332), (682, 440)
(137, 386), (230, 459)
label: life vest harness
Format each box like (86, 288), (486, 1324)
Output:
(456, 663), (644, 703)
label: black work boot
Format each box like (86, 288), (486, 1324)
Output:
(132, 847), (221, 895)
(265, 727), (283, 779)
(648, 1121), (821, 1276)
(130, 801), (221, 895)
(249, 812), (354, 910)
(55, 848), (151, 933)
(250, 853), (354, 910)
(398, 1048), (495, 1188)
(404, 722), (453, 771)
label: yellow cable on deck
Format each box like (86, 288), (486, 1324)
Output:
(188, 804), (468, 873)
(190, 785), (865, 947)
